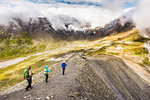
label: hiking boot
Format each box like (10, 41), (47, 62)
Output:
(26, 89), (29, 91)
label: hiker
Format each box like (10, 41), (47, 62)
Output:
(61, 61), (67, 75)
(24, 66), (33, 91)
(43, 66), (52, 83)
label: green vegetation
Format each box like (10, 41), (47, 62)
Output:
(88, 29), (150, 67)
(0, 29), (150, 93)
(143, 57), (150, 66)
(133, 47), (148, 55)
(88, 46), (107, 56)
(0, 53), (56, 92)
(0, 32), (47, 60)
(0, 41), (85, 92)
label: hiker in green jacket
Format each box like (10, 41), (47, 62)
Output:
(44, 66), (52, 83)
(24, 66), (33, 91)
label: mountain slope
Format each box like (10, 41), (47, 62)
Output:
(0, 16), (134, 60)
(0, 54), (150, 100)
(1, 28), (150, 93)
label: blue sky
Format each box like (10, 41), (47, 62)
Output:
(124, 1), (137, 8)
(28, 0), (102, 7)
(28, 0), (137, 8)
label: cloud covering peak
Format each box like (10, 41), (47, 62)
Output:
(133, 0), (150, 38)
(0, 0), (136, 30)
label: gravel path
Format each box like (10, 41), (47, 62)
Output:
(0, 54), (84, 100)
(0, 54), (150, 100)
(0, 48), (62, 68)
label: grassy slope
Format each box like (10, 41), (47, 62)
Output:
(0, 29), (150, 92)
(0, 41), (87, 92)
(0, 33), (46, 60)
(88, 29), (150, 67)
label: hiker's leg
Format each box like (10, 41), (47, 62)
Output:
(63, 68), (65, 75)
(64, 68), (65, 75)
(46, 74), (47, 82)
(62, 68), (64, 75)
(45, 75), (46, 82)
(26, 79), (30, 90)
(30, 77), (32, 87)
(29, 78), (32, 88)
(46, 74), (48, 82)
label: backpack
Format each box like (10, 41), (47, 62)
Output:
(24, 69), (29, 79)
(43, 69), (47, 75)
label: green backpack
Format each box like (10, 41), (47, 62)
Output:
(24, 69), (29, 79)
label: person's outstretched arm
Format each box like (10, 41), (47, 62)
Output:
(65, 63), (67, 66)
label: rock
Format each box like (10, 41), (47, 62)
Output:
(24, 96), (26, 99)
(46, 96), (50, 100)
(51, 95), (54, 98)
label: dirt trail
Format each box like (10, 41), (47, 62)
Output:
(0, 54), (150, 100)
(0, 48), (62, 68)
(0, 54), (85, 100)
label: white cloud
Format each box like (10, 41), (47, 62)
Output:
(42, 6), (125, 30)
(101, 0), (135, 11)
(133, 0), (150, 29)
(133, 0), (150, 38)
(0, 0), (134, 30)
(0, 0), (45, 25)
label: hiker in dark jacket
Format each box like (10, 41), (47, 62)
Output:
(44, 66), (52, 83)
(61, 61), (67, 75)
(24, 66), (33, 91)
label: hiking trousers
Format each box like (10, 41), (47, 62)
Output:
(62, 68), (65, 75)
(26, 77), (32, 90)
(46, 74), (48, 82)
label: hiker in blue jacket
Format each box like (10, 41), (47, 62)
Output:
(62, 61), (67, 75)
(44, 66), (52, 83)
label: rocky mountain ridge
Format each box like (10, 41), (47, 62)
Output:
(0, 15), (135, 40)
